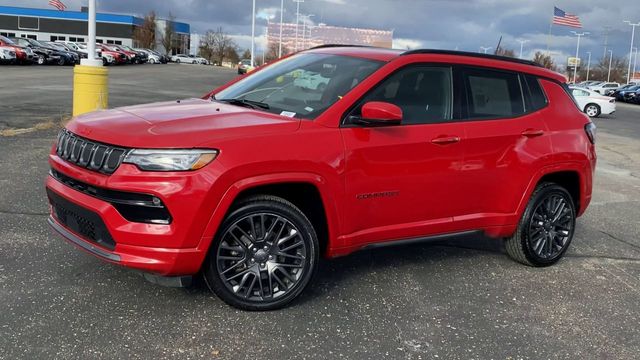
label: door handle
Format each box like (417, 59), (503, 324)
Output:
(431, 136), (460, 145)
(521, 129), (544, 137)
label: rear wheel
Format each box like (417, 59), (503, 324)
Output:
(175, 58), (180, 63)
(149, 58), (156, 64)
(584, 103), (601, 117)
(505, 183), (576, 267)
(203, 195), (319, 310)
(57, 57), (65, 66)
(37, 56), (45, 65)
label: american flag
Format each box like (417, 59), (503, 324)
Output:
(553, 7), (582, 28)
(48, 0), (67, 11)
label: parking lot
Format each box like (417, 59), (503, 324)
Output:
(1, 64), (639, 359)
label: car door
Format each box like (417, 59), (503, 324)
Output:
(340, 64), (467, 245)
(456, 68), (554, 229)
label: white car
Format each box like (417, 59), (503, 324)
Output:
(0, 45), (16, 63)
(588, 82), (620, 94)
(171, 54), (207, 64)
(55, 41), (101, 58)
(570, 86), (616, 117)
(293, 71), (330, 91)
(134, 48), (161, 64)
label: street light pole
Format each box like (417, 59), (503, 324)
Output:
(278, 0), (284, 58)
(607, 50), (613, 82)
(571, 31), (589, 84)
(624, 21), (640, 84)
(293, 0), (304, 51)
(480, 46), (491, 54)
(633, 47), (639, 82)
(250, 0), (256, 67)
(517, 39), (529, 59)
(586, 51), (591, 81)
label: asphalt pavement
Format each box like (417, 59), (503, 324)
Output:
(1, 65), (639, 359)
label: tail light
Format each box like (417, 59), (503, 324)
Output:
(584, 122), (596, 144)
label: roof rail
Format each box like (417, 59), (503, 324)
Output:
(309, 44), (373, 50)
(401, 49), (542, 68)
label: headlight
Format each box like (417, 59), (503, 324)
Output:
(123, 149), (218, 171)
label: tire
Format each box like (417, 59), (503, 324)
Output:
(149, 58), (156, 64)
(37, 56), (45, 65)
(175, 58), (180, 63)
(192, 60), (197, 64)
(584, 103), (601, 117)
(203, 195), (319, 311)
(505, 182), (576, 267)
(57, 57), (65, 66)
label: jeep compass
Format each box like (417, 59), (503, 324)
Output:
(46, 46), (596, 310)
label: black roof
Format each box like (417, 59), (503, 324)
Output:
(308, 45), (543, 68)
(401, 49), (542, 67)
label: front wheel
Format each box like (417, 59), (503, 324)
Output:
(584, 103), (601, 117)
(37, 56), (45, 65)
(505, 183), (576, 267)
(203, 195), (319, 310)
(175, 58), (180, 63)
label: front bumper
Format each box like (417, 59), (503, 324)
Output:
(46, 152), (221, 276)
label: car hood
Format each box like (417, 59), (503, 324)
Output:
(66, 98), (301, 148)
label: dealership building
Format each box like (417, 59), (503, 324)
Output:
(0, 5), (190, 54)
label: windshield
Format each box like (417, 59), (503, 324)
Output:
(214, 53), (383, 119)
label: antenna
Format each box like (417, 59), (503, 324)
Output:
(494, 35), (503, 54)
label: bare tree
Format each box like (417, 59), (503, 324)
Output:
(241, 49), (251, 60)
(580, 56), (628, 83)
(199, 27), (237, 65)
(495, 46), (516, 58)
(160, 13), (176, 55)
(132, 11), (156, 49)
(533, 51), (556, 71)
(266, 42), (289, 62)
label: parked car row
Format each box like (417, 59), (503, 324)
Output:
(575, 80), (640, 105)
(0, 35), (170, 67)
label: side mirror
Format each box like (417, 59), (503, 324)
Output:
(352, 101), (402, 126)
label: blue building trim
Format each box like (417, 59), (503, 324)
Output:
(174, 22), (190, 34)
(0, 6), (143, 25)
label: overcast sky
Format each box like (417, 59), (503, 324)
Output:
(4, 0), (640, 66)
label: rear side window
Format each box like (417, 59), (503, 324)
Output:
(523, 75), (548, 111)
(462, 68), (525, 119)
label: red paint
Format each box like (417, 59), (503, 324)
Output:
(46, 47), (595, 276)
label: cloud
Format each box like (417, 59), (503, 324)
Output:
(2, 0), (638, 64)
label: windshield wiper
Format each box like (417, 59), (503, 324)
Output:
(216, 98), (270, 110)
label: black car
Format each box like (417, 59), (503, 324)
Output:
(46, 41), (87, 60)
(10, 37), (77, 65)
(606, 84), (634, 97)
(616, 85), (640, 102)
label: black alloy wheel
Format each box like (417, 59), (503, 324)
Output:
(505, 183), (576, 266)
(204, 195), (318, 310)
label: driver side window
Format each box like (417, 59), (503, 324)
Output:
(350, 65), (453, 125)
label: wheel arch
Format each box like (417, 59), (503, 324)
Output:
(517, 164), (588, 220)
(198, 173), (341, 260)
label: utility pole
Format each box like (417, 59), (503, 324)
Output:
(571, 31), (589, 84)
(301, 14), (314, 50)
(278, 0), (284, 58)
(607, 50), (613, 82)
(586, 51), (591, 81)
(517, 39), (530, 59)
(293, 0), (304, 51)
(250, 0), (256, 67)
(480, 46), (491, 54)
(624, 21), (640, 84)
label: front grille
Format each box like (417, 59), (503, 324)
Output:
(47, 188), (116, 250)
(56, 129), (127, 175)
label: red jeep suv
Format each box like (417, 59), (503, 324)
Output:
(47, 46), (596, 310)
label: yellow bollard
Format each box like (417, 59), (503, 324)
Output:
(72, 65), (108, 116)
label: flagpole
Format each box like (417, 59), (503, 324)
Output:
(546, 18), (553, 54)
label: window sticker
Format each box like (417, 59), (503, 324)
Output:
(280, 111), (296, 117)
